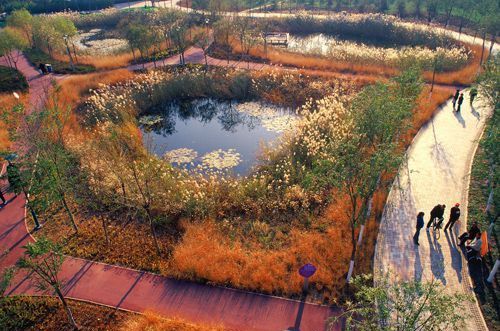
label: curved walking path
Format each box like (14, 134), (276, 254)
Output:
(115, 1), (498, 54)
(373, 91), (492, 330)
(0, 55), (340, 331)
(1, 8), (495, 328)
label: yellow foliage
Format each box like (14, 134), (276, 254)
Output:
(120, 311), (226, 331)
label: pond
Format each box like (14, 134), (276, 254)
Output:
(139, 99), (296, 175)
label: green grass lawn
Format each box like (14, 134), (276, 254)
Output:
(0, 66), (29, 94)
(24, 48), (95, 75)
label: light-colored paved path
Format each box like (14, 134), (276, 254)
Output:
(374, 91), (492, 330)
(0, 54), (340, 331)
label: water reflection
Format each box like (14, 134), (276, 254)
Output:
(139, 99), (295, 175)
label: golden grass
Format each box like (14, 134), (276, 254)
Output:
(429, 44), (486, 86)
(243, 43), (398, 77)
(55, 69), (134, 110)
(120, 311), (226, 331)
(231, 40), (487, 86)
(51, 52), (136, 70)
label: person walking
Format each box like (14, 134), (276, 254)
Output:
(38, 63), (47, 75)
(456, 93), (464, 112)
(444, 203), (461, 231)
(470, 87), (478, 106)
(452, 89), (460, 109)
(426, 204), (446, 229)
(413, 212), (425, 245)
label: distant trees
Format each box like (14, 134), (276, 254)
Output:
(0, 28), (28, 70)
(122, 9), (190, 66)
(194, 30), (211, 66)
(5, 8), (33, 47)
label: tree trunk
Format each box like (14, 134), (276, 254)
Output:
(146, 208), (161, 255)
(487, 32), (496, 62)
(131, 47), (136, 63)
(346, 222), (357, 282)
(120, 181), (127, 202)
(445, 6), (453, 27)
(480, 31), (486, 66)
(72, 43), (79, 64)
(430, 59), (437, 92)
(61, 194), (78, 233)
(101, 215), (110, 245)
(55, 288), (78, 330)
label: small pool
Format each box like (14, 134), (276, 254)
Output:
(139, 99), (295, 175)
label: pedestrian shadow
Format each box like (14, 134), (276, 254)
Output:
(444, 230), (462, 283)
(426, 230), (446, 285)
(471, 105), (481, 121)
(430, 120), (455, 183)
(453, 110), (466, 128)
(0, 196), (17, 210)
(414, 243), (422, 282)
(286, 293), (306, 331)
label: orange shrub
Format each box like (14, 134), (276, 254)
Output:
(230, 40), (486, 86)
(120, 311), (226, 331)
(50, 69), (133, 113)
(429, 44), (487, 86)
(171, 213), (351, 300)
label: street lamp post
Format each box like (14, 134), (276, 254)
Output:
(299, 263), (316, 294)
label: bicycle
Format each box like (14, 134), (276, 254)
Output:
(431, 217), (443, 240)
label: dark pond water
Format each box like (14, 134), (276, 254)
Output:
(139, 99), (295, 175)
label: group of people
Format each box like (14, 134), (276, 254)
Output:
(452, 88), (478, 112)
(38, 63), (52, 75)
(413, 203), (484, 259)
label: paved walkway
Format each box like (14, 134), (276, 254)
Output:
(373, 91), (492, 330)
(0, 54), (340, 331)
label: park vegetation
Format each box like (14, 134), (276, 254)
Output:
(210, 13), (488, 85)
(467, 53), (499, 330)
(0, 60), (451, 301)
(0, 295), (224, 330)
(1, 0), (489, 319)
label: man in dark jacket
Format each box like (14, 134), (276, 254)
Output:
(444, 203), (461, 231)
(457, 93), (465, 112)
(452, 89), (460, 109)
(427, 204), (446, 229)
(413, 212), (425, 245)
(459, 222), (480, 246)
